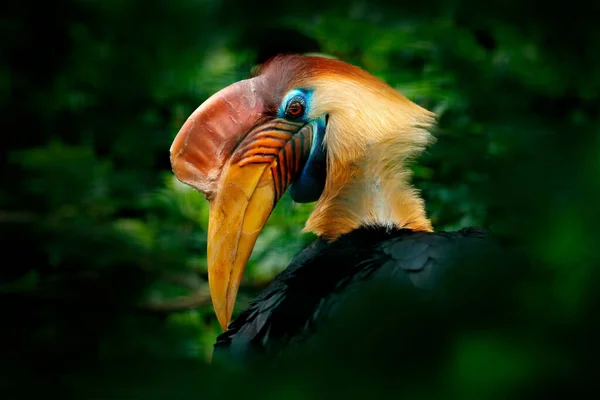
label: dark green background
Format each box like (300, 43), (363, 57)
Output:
(2, 0), (599, 398)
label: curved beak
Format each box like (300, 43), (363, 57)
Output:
(170, 79), (314, 330)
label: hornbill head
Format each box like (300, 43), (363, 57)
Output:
(170, 55), (436, 330)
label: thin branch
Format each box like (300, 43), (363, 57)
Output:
(158, 270), (204, 291)
(0, 288), (211, 314)
(140, 290), (211, 312)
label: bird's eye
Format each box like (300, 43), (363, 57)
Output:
(285, 96), (306, 120)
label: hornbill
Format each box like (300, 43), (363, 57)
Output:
(170, 55), (500, 359)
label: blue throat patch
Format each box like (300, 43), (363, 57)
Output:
(290, 116), (327, 203)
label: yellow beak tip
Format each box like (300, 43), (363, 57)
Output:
(218, 318), (229, 331)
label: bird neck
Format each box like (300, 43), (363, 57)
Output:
(303, 143), (433, 241)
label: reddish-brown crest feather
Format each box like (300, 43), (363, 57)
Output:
(255, 54), (375, 91)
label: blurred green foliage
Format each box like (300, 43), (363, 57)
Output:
(2, 0), (599, 398)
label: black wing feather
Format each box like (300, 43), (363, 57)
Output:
(213, 226), (500, 361)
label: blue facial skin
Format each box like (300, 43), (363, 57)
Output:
(277, 89), (327, 203)
(290, 116), (327, 203)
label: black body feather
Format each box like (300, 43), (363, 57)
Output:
(214, 226), (502, 360)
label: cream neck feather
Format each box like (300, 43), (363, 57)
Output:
(300, 74), (436, 240)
